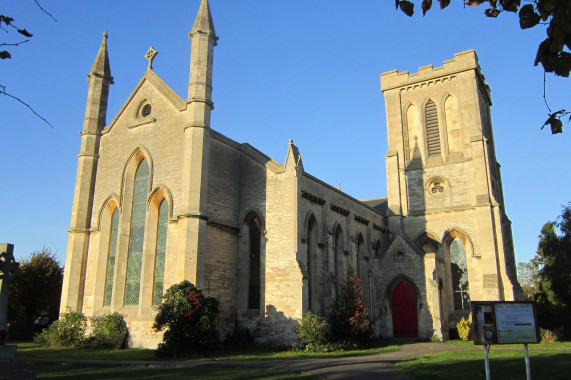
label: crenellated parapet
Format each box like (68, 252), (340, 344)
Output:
(380, 50), (489, 102)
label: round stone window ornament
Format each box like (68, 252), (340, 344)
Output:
(427, 178), (447, 196)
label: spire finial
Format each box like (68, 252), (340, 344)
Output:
(103, 31), (108, 41)
(190, 0), (217, 44)
(145, 46), (158, 70)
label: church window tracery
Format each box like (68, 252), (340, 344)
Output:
(124, 159), (149, 306)
(103, 208), (119, 306)
(152, 199), (168, 305)
(450, 237), (470, 310)
(141, 103), (152, 117)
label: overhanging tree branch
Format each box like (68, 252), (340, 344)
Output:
(1, 85), (53, 128)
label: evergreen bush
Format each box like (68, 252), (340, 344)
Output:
(34, 308), (87, 347)
(89, 312), (127, 349)
(295, 312), (327, 350)
(153, 280), (219, 357)
(328, 272), (375, 345)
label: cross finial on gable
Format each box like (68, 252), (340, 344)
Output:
(145, 46), (158, 70)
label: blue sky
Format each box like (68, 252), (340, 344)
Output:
(1, 1), (569, 266)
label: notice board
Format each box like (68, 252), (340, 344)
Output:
(471, 301), (540, 345)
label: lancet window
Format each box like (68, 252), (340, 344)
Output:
(124, 159), (149, 306)
(103, 208), (119, 306)
(152, 199), (168, 305)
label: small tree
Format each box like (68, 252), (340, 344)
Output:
(8, 248), (63, 340)
(329, 272), (375, 345)
(153, 281), (219, 357)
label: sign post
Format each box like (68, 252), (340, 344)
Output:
(472, 301), (540, 380)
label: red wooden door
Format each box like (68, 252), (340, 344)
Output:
(391, 282), (418, 338)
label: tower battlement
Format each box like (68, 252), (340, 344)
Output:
(380, 50), (486, 93)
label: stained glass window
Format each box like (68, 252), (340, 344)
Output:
(124, 159), (149, 306)
(152, 199), (168, 305)
(103, 208), (119, 306)
(450, 237), (470, 310)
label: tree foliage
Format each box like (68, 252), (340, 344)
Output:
(395, 0), (571, 133)
(328, 272), (375, 345)
(153, 280), (219, 357)
(527, 203), (571, 330)
(7, 248), (63, 340)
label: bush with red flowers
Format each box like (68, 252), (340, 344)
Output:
(153, 281), (219, 357)
(328, 272), (375, 345)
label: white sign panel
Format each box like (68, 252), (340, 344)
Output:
(495, 303), (538, 344)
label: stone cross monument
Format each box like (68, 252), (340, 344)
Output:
(0, 243), (18, 327)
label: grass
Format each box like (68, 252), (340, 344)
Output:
(396, 348), (571, 380)
(28, 364), (319, 379)
(443, 339), (571, 347)
(15, 341), (399, 361)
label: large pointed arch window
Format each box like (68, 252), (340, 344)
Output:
(248, 216), (261, 310)
(425, 100), (441, 157)
(450, 237), (470, 310)
(152, 199), (168, 305)
(103, 208), (119, 306)
(124, 159), (149, 306)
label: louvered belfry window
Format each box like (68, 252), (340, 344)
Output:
(124, 159), (149, 306)
(152, 199), (168, 305)
(425, 100), (441, 157)
(103, 208), (119, 306)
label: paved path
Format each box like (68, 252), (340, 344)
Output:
(26, 341), (476, 379)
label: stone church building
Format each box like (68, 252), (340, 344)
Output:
(61, 0), (521, 348)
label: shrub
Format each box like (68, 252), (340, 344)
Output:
(430, 334), (442, 343)
(540, 328), (559, 343)
(456, 317), (471, 341)
(328, 272), (375, 345)
(34, 309), (87, 347)
(89, 313), (127, 349)
(153, 280), (219, 357)
(295, 312), (327, 350)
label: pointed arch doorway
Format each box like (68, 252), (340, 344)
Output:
(391, 281), (418, 338)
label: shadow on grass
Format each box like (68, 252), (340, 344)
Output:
(396, 350), (571, 380)
(28, 364), (318, 380)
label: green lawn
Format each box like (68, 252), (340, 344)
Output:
(28, 364), (318, 379)
(15, 341), (399, 361)
(396, 348), (571, 380)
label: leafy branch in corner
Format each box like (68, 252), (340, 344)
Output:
(395, 0), (571, 134)
(1, 1), (56, 128)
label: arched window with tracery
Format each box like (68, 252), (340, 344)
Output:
(152, 199), (168, 305)
(103, 208), (119, 306)
(124, 159), (149, 306)
(425, 99), (441, 157)
(248, 216), (261, 310)
(450, 237), (470, 310)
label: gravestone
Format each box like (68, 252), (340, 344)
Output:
(0, 243), (36, 379)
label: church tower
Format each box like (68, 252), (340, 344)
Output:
(380, 51), (520, 337)
(61, 33), (113, 312)
(177, 0), (218, 286)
